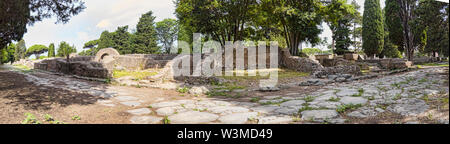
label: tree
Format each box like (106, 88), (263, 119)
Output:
(175, 0), (259, 48)
(259, 0), (323, 56)
(82, 39), (99, 56)
(135, 11), (159, 54)
(1, 0), (85, 51)
(26, 44), (48, 59)
(97, 31), (115, 51)
(381, 8), (402, 58)
(385, 0), (404, 53)
(322, 0), (356, 55)
(350, 0), (362, 52)
(48, 43), (55, 57)
(1, 43), (16, 64)
(414, 0), (447, 57)
(362, 0), (384, 58)
(156, 19), (179, 53)
(396, 0), (419, 61)
(14, 39), (27, 60)
(57, 41), (76, 62)
(112, 26), (133, 54)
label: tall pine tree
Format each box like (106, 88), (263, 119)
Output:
(135, 11), (159, 54)
(362, 0), (384, 58)
(384, 0), (404, 53)
(48, 43), (55, 57)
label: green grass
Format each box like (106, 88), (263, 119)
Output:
(22, 113), (41, 124)
(418, 63), (449, 67)
(219, 68), (309, 81)
(303, 96), (316, 102)
(352, 88), (365, 97)
(336, 104), (363, 113)
(259, 99), (289, 106)
(112, 70), (158, 80)
(250, 97), (261, 103)
(328, 97), (341, 102)
(176, 87), (190, 93)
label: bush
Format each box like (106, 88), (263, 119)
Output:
(381, 42), (402, 58)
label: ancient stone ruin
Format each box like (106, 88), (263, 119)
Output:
(29, 47), (442, 84)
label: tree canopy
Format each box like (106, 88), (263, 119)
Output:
(57, 41), (76, 61)
(26, 44), (48, 59)
(362, 0), (384, 58)
(156, 19), (179, 53)
(14, 40), (27, 61)
(0, 0), (85, 51)
(48, 43), (55, 57)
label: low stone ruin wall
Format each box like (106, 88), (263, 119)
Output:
(34, 58), (110, 78)
(112, 55), (168, 70)
(279, 48), (323, 73)
(361, 58), (412, 70)
(413, 57), (440, 64)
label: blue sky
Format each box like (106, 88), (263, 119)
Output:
(22, 0), (447, 55)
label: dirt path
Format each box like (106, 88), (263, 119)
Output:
(0, 65), (183, 124)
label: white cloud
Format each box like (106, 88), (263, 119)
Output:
(23, 0), (176, 53)
(96, 20), (112, 29)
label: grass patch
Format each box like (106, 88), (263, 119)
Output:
(352, 88), (365, 97)
(22, 113), (41, 124)
(176, 87), (190, 93)
(336, 104), (363, 113)
(112, 70), (157, 80)
(219, 68), (309, 81)
(418, 63), (449, 67)
(250, 97), (261, 103)
(328, 97), (341, 102)
(303, 96), (316, 102)
(71, 115), (81, 121)
(260, 99), (289, 106)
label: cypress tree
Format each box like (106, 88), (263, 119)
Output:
(135, 11), (159, 54)
(48, 43), (55, 57)
(384, 0), (404, 53)
(362, 0), (384, 58)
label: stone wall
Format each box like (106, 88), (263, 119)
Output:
(413, 56), (440, 64)
(34, 58), (110, 78)
(361, 58), (413, 70)
(279, 48), (324, 73)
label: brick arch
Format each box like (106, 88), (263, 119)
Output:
(95, 48), (120, 62)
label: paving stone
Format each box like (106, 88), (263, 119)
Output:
(218, 112), (258, 124)
(336, 89), (359, 97)
(259, 99), (284, 104)
(208, 106), (249, 115)
(212, 101), (232, 106)
(127, 108), (152, 115)
(339, 97), (368, 105)
(274, 107), (299, 115)
(120, 101), (141, 107)
(258, 116), (293, 124)
(114, 96), (139, 101)
(263, 95), (282, 99)
(280, 100), (305, 108)
(387, 99), (429, 116)
(130, 116), (162, 124)
(309, 101), (340, 109)
(150, 101), (180, 108)
(168, 111), (219, 124)
(301, 110), (339, 121)
(156, 107), (176, 116)
(251, 105), (280, 114)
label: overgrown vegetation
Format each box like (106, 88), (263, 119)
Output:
(112, 70), (158, 80)
(336, 104), (363, 113)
